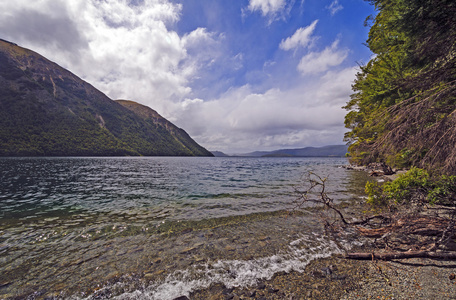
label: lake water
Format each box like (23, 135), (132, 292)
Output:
(0, 157), (369, 299)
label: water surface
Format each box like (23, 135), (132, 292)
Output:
(0, 157), (369, 299)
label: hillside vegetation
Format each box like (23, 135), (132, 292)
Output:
(344, 0), (456, 174)
(0, 40), (212, 157)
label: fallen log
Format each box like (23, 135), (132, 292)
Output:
(346, 250), (456, 260)
(355, 216), (450, 238)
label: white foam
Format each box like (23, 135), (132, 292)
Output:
(110, 233), (348, 300)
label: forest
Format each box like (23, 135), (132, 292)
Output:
(308, 0), (456, 260)
(344, 0), (456, 175)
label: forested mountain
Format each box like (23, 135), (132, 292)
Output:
(344, 0), (456, 174)
(0, 39), (213, 157)
(240, 145), (348, 157)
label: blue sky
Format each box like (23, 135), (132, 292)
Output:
(0, 0), (376, 153)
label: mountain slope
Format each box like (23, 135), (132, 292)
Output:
(0, 39), (212, 157)
(241, 145), (348, 157)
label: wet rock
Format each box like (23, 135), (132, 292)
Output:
(450, 273), (455, 280)
(257, 282), (266, 289)
(312, 283), (324, 290)
(173, 296), (189, 300)
(153, 258), (162, 264)
(311, 269), (326, 278)
(180, 227), (193, 234)
(222, 287), (234, 295)
(180, 247), (196, 254)
(321, 267), (332, 275)
(224, 245), (236, 251)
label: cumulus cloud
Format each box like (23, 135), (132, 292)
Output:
(279, 20), (318, 51)
(327, 0), (343, 16)
(0, 0), (224, 116)
(0, 0), (358, 153)
(297, 40), (349, 75)
(172, 67), (357, 153)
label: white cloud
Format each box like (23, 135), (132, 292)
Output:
(172, 67), (357, 153)
(0, 0), (223, 116)
(297, 40), (348, 75)
(327, 0), (343, 16)
(247, 0), (287, 16)
(280, 20), (318, 51)
(0, 0), (358, 153)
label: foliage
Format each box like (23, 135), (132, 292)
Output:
(344, 0), (456, 174)
(365, 167), (456, 208)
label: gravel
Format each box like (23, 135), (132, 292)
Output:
(189, 255), (456, 299)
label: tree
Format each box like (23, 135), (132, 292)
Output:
(344, 0), (456, 173)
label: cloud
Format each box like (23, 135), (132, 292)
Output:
(0, 0), (224, 116)
(247, 0), (286, 16)
(0, 0), (359, 153)
(297, 40), (349, 75)
(172, 67), (357, 153)
(245, 0), (296, 24)
(327, 0), (343, 16)
(279, 20), (318, 51)
(0, 1), (87, 57)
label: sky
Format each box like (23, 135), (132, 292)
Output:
(0, 0), (376, 154)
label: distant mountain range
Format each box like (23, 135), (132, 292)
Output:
(212, 145), (348, 157)
(0, 39), (212, 157)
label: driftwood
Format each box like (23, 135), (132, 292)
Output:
(293, 172), (456, 261)
(355, 216), (450, 238)
(346, 250), (456, 260)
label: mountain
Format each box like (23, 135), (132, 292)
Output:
(211, 151), (230, 157)
(240, 145), (348, 157)
(0, 39), (213, 157)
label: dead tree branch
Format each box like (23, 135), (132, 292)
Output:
(293, 172), (456, 261)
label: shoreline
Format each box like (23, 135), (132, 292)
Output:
(188, 249), (456, 300)
(187, 166), (456, 300)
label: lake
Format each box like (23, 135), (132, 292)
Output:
(0, 157), (369, 299)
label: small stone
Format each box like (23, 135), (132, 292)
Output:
(173, 296), (189, 300)
(153, 258), (162, 264)
(321, 267), (332, 275)
(257, 282), (266, 290)
(268, 287), (279, 293)
(180, 247), (196, 254)
(449, 273), (455, 280)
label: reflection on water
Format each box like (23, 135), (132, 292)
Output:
(0, 157), (369, 299)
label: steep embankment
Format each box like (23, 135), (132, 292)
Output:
(344, 0), (456, 174)
(0, 39), (212, 156)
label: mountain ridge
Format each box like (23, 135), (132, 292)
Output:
(0, 40), (213, 157)
(214, 145), (348, 157)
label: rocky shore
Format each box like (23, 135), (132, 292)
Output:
(186, 251), (456, 299)
(184, 165), (456, 300)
